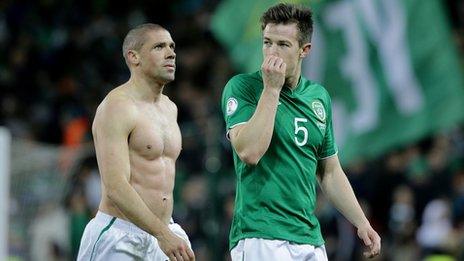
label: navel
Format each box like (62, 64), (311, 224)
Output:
(147, 145), (152, 150)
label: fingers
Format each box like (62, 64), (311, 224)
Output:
(261, 55), (286, 89)
(179, 248), (194, 261)
(262, 55), (285, 73)
(359, 230), (372, 247)
(186, 247), (195, 260)
(173, 243), (194, 261)
(263, 56), (277, 69)
(169, 253), (177, 261)
(362, 247), (376, 259)
(272, 57), (283, 69)
(174, 251), (184, 261)
(262, 55), (273, 69)
(362, 230), (381, 258)
(280, 61), (286, 72)
(266, 56), (277, 67)
(169, 251), (186, 261)
(371, 232), (381, 257)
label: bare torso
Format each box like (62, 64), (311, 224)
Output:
(96, 85), (181, 224)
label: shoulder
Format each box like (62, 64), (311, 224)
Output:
(229, 71), (261, 84)
(100, 88), (137, 113)
(226, 71), (262, 88)
(223, 71), (262, 97)
(303, 78), (332, 104)
(162, 95), (178, 114)
(94, 87), (138, 126)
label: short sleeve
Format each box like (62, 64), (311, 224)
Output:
(221, 75), (258, 131)
(318, 93), (338, 159)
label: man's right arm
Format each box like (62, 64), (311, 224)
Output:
(93, 95), (194, 261)
(229, 56), (286, 165)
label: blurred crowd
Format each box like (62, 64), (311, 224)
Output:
(1, 0), (463, 260)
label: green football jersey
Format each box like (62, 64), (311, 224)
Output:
(221, 71), (338, 250)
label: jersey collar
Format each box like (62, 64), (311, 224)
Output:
(281, 75), (304, 96)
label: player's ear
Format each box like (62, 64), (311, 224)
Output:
(300, 43), (311, 58)
(127, 50), (140, 66)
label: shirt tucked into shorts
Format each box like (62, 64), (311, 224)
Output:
(231, 238), (328, 261)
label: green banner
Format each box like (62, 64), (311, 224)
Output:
(212, 0), (464, 163)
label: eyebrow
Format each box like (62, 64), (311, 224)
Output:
(152, 41), (176, 48)
(263, 37), (292, 45)
(277, 40), (291, 45)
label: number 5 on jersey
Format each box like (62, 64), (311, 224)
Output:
(294, 117), (308, 146)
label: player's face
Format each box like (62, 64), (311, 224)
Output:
(139, 29), (176, 84)
(262, 23), (307, 81)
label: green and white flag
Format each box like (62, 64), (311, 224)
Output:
(212, 0), (464, 163)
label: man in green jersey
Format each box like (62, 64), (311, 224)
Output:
(221, 3), (381, 260)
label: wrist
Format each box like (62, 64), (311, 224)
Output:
(355, 218), (371, 229)
(262, 87), (281, 98)
(152, 225), (170, 239)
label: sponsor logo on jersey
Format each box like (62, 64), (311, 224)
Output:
(226, 97), (238, 116)
(311, 101), (326, 122)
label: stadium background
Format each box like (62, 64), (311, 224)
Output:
(1, 0), (464, 260)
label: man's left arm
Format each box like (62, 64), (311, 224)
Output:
(317, 155), (381, 258)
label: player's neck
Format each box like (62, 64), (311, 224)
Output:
(286, 67), (301, 90)
(128, 75), (164, 102)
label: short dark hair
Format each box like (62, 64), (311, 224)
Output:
(260, 3), (313, 46)
(122, 23), (166, 65)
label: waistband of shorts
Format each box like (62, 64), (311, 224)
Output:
(95, 211), (174, 235)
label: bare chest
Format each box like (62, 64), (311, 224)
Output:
(129, 106), (181, 160)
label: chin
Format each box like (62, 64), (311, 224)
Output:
(166, 74), (175, 81)
(153, 72), (174, 83)
(162, 75), (175, 84)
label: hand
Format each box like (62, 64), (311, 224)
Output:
(261, 55), (286, 91)
(158, 230), (195, 261)
(357, 224), (381, 258)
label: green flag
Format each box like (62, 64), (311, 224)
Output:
(212, 0), (464, 163)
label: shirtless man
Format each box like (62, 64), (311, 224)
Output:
(77, 23), (195, 261)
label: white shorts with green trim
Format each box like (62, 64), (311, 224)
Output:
(230, 238), (328, 261)
(77, 211), (191, 261)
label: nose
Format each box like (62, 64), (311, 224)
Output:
(265, 44), (278, 57)
(166, 48), (176, 59)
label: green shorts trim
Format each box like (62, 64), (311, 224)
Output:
(90, 217), (116, 261)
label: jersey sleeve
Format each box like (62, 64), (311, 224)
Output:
(221, 75), (257, 131)
(318, 93), (338, 159)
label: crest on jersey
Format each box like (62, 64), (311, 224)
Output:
(226, 97), (238, 116)
(311, 101), (326, 122)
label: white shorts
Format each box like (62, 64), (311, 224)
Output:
(231, 238), (328, 261)
(77, 211), (191, 261)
